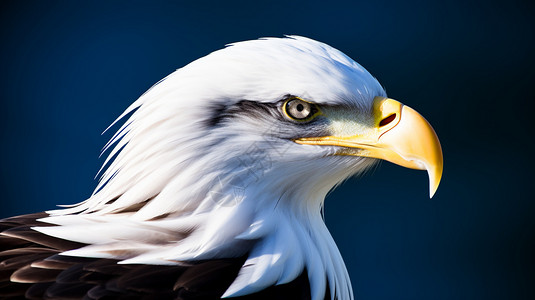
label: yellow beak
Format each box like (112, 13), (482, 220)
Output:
(294, 97), (443, 198)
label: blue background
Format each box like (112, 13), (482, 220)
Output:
(1, 0), (533, 299)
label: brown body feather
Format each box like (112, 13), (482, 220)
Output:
(0, 213), (325, 299)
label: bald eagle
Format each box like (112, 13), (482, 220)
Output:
(0, 36), (442, 300)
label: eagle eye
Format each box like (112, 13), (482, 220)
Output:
(283, 98), (320, 122)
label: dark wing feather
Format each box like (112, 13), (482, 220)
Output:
(0, 213), (328, 299)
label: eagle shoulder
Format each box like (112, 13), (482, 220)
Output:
(0, 213), (326, 299)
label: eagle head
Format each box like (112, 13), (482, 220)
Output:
(36, 36), (443, 300)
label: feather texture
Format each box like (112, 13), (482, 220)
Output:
(2, 36), (389, 299)
(0, 213), (327, 299)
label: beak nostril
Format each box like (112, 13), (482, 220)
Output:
(379, 113), (396, 127)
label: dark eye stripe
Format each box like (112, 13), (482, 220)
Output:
(205, 96), (321, 129)
(205, 100), (280, 128)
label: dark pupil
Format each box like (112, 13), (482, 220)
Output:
(296, 103), (304, 112)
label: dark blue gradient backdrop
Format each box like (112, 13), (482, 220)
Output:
(1, 1), (534, 299)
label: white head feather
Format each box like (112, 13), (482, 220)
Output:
(35, 36), (386, 300)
